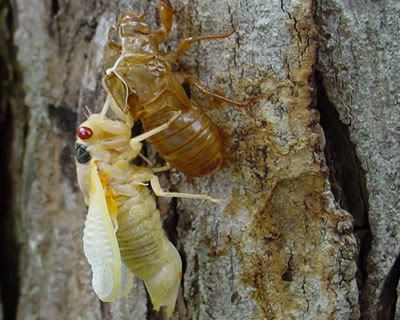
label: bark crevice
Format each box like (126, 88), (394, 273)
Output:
(0, 1), (24, 319)
(315, 71), (371, 316)
(377, 253), (400, 320)
(51, 0), (59, 16)
(0, 104), (20, 320)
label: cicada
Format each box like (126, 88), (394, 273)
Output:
(103, 0), (251, 177)
(75, 97), (219, 315)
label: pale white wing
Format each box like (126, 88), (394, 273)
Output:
(120, 262), (134, 297)
(83, 162), (122, 301)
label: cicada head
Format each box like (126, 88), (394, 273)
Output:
(75, 114), (131, 201)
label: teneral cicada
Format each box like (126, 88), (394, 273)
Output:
(75, 97), (219, 315)
(103, 0), (250, 177)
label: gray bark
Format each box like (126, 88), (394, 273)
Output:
(316, 1), (400, 319)
(0, 0), (398, 319)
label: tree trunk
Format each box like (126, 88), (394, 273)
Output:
(0, 0), (398, 319)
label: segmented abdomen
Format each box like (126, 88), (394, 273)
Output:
(116, 189), (181, 312)
(116, 191), (167, 278)
(140, 99), (224, 177)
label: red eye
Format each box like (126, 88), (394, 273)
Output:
(77, 126), (93, 139)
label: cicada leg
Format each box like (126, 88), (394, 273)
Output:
(170, 32), (233, 62)
(154, 0), (174, 45)
(99, 93), (127, 121)
(138, 153), (154, 166)
(150, 175), (221, 203)
(151, 164), (171, 173)
(129, 111), (181, 145)
(129, 112), (180, 169)
(177, 74), (253, 107)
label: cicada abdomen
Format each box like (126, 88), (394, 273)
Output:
(116, 190), (181, 314)
(139, 98), (224, 177)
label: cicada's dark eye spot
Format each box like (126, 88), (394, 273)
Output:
(77, 126), (93, 139)
(75, 144), (91, 164)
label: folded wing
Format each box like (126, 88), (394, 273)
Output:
(83, 162), (123, 301)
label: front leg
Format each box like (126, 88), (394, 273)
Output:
(124, 157), (219, 202)
(128, 111), (180, 170)
(129, 111), (181, 145)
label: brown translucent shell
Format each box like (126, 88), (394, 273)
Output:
(102, 7), (226, 177)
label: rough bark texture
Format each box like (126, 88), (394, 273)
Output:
(0, 0), (398, 319)
(315, 1), (400, 319)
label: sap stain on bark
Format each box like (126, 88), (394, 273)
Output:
(231, 2), (357, 318)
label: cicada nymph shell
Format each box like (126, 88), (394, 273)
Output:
(103, 0), (251, 177)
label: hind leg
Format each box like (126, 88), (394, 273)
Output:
(150, 175), (221, 203)
(129, 111), (181, 145)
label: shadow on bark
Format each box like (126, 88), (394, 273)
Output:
(0, 1), (23, 319)
(315, 71), (372, 317)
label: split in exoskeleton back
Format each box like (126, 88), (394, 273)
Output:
(103, 0), (253, 177)
(75, 96), (220, 316)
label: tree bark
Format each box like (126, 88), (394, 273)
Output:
(0, 0), (398, 319)
(316, 1), (400, 319)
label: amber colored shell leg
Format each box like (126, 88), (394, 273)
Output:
(154, 0), (174, 44)
(150, 176), (221, 203)
(173, 32), (233, 61)
(179, 74), (252, 107)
